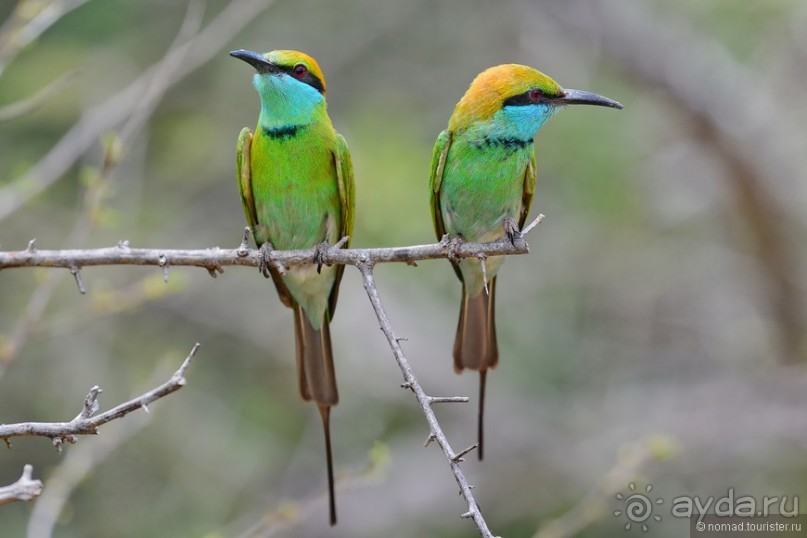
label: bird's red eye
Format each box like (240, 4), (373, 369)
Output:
(293, 64), (307, 77)
(530, 88), (543, 101)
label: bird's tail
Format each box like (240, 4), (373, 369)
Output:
(293, 304), (338, 526)
(453, 278), (498, 461)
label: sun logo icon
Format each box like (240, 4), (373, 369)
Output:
(613, 482), (663, 532)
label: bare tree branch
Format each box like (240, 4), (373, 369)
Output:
(357, 262), (493, 537)
(0, 344), (199, 445)
(1, 217), (543, 535)
(0, 216), (542, 275)
(0, 465), (43, 507)
(25, 354), (198, 537)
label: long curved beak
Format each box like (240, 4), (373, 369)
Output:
(229, 49), (280, 74)
(556, 89), (623, 110)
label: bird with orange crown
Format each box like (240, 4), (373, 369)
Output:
(429, 64), (622, 459)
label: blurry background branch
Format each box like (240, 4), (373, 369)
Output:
(0, 0), (276, 222)
(534, 435), (678, 538)
(0, 68), (80, 123)
(0, 0), (205, 375)
(0, 0), (90, 78)
(532, 0), (806, 363)
(0, 343), (198, 445)
(0, 465), (43, 507)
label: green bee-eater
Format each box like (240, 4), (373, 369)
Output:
(231, 49), (354, 526)
(430, 64), (622, 459)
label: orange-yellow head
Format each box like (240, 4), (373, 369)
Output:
(448, 64), (622, 135)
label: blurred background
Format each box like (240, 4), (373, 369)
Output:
(1, 0), (806, 536)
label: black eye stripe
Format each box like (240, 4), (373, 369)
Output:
(277, 64), (325, 94)
(503, 89), (553, 107)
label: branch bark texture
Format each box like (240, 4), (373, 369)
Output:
(0, 230), (534, 274)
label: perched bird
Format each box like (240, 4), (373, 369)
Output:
(230, 49), (354, 526)
(429, 64), (621, 460)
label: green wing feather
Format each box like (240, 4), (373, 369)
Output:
(429, 130), (463, 280)
(236, 127), (258, 231)
(429, 129), (452, 241)
(519, 154), (536, 229)
(328, 133), (355, 318)
(236, 126), (293, 308)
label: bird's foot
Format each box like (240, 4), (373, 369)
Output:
(315, 241), (331, 274)
(504, 217), (525, 248)
(446, 235), (465, 264)
(258, 242), (275, 278)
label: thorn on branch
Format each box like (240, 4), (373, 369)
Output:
(25, 239), (37, 253)
(400, 381), (413, 390)
(461, 510), (474, 519)
(4, 439), (11, 449)
(77, 386), (103, 420)
(69, 265), (86, 294)
(521, 213), (545, 236)
(173, 343), (200, 383)
(478, 254), (489, 296)
(237, 227), (251, 257)
(206, 265), (223, 278)
(451, 443), (479, 463)
(117, 240), (130, 249)
(424, 433), (437, 448)
(429, 396), (470, 404)
(158, 252), (169, 282)
(334, 235), (349, 249)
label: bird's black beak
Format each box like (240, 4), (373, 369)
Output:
(555, 89), (623, 110)
(229, 49), (280, 74)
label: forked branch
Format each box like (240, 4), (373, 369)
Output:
(0, 344), (200, 447)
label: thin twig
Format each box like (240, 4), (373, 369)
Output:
(0, 465), (43, 507)
(0, 69), (82, 123)
(0, 344), (199, 444)
(357, 262), (495, 537)
(533, 435), (677, 538)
